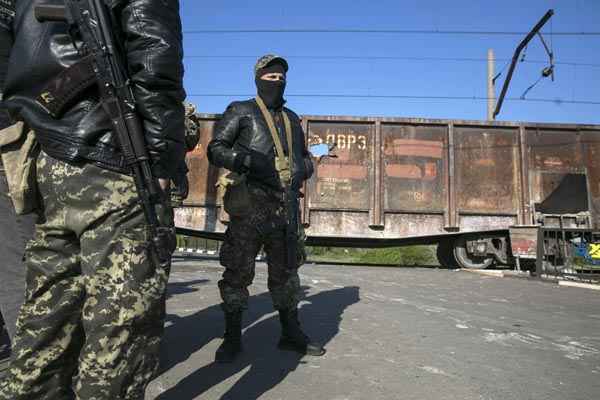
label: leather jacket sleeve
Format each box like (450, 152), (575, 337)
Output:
(298, 125), (314, 180)
(289, 111), (314, 181)
(121, 0), (186, 179)
(0, 28), (11, 90)
(207, 102), (248, 173)
(303, 145), (314, 180)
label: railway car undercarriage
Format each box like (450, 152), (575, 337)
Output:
(176, 112), (600, 280)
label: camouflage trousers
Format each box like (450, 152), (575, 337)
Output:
(219, 185), (304, 313)
(0, 170), (36, 342)
(0, 152), (172, 400)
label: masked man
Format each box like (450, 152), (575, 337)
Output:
(208, 54), (325, 363)
(0, 1), (185, 398)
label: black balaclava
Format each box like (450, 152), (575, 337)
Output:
(255, 63), (286, 110)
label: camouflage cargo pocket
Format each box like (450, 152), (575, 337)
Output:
(218, 172), (251, 217)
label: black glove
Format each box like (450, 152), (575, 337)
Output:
(171, 170), (189, 207)
(173, 173), (189, 199)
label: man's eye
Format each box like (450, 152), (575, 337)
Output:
(263, 74), (285, 81)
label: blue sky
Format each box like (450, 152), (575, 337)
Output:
(180, 0), (599, 124)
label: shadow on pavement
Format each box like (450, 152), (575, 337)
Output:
(156, 283), (360, 400)
(0, 314), (10, 377)
(165, 279), (210, 301)
(0, 313), (9, 359)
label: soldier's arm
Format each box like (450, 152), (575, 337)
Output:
(301, 136), (314, 180)
(207, 102), (248, 173)
(171, 160), (189, 204)
(121, 0), (186, 180)
(290, 111), (314, 180)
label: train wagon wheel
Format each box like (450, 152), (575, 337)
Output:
(436, 239), (459, 268)
(453, 236), (494, 269)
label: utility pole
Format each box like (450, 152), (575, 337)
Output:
(487, 49), (495, 121)
(493, 9), (554, 119)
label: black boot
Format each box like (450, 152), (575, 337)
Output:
(215, 310), (243, 363)
(278, 308), (326, 356)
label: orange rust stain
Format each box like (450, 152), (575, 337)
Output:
(386, 163), (437, 181)
(473, 158), (495, 167)
(424, 162), (437, 178)
(318, 164), (368, 179)
(384, 139), (443, 159)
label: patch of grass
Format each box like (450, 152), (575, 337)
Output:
(175, 235), (438, 267)
(307, 246), (437, 266)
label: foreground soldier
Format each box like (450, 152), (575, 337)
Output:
(208, 54), (325, 363)
(0, 0), (36, 357)
(0, 0), (185, 399)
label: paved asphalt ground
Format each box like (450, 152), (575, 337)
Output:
(146, 260), (600, 400)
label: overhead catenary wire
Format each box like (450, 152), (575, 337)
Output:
(519, 22), (557, 99)
(551, 16), (554, 58)
(185, 93), (600, 105)
(182, 54), (600, 68)
(493, 58), (512, 84)
(493, 9), (555, 118)
(183, 28), (600, 36)
(520, 75), (545, 99)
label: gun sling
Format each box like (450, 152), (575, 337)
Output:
(254, 96), (293, 185)
(255, 96), (299, 271)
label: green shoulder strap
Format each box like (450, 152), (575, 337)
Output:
(255, 96), (294, 184)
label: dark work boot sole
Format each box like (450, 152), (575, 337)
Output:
(278, 338), (326, 356)
(215, 343), (242, 363)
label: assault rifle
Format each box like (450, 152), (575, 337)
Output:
(282, 143), (336, 270)
(35, 0), (175, 267)
(283, 186), (299, 270)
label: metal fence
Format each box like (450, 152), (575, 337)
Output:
(536, 227), (600, 282)
(175, 236), (221, 257)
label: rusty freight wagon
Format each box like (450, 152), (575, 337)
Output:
(176, 112), (600, 273)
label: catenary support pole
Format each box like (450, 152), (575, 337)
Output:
(493, 9), (554, 119)
(487, 48), (496, 121)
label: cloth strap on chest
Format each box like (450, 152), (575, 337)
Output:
(255, 96), (293, 185)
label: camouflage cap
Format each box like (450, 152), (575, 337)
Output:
(254, 54), (289, 75)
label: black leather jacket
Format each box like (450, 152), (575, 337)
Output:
(2, 0), (186, 178)
(208, 99), (314, 192)
(0, 0), (14, 132)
